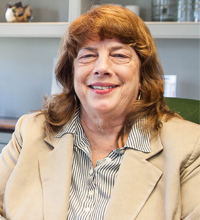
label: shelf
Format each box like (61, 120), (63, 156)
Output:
(0, 22), (199, 39)
(0, 22), (69, 38)
(146, 22), (200, 39)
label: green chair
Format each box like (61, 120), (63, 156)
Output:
(165, 97), (200, 124)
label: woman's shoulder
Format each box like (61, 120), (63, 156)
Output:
(14, 112), (47, 145)
(161, 117), (200, 138)
(160, 117), (200, 165)
(16, 111), (46, 130)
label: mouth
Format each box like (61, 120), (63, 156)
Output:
(88, 83), (119, 94)
(89, 85), (118, 90)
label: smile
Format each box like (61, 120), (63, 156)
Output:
(90, 85), (118, 90)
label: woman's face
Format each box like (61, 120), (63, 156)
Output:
(73, 37), (141, 118)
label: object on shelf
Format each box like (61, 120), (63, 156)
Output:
(125, 5), (140, 16)
(194, 0), (200, 21)
(151, 0), (178, 21)
(177, 0), (195, 21)
(5, 2), (32, 22)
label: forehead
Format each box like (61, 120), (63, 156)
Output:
(79, 37), (130, 51)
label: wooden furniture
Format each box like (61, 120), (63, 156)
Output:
(0, 118), (17, 133)
(0, 118), (17, 151)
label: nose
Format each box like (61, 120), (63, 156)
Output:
(93, 53), (112, 76)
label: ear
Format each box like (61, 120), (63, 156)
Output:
(138, 82), (141, 90)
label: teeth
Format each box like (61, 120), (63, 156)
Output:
(91, 86), (116, 90)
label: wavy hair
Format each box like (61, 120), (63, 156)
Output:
(42, 4), (177, 138)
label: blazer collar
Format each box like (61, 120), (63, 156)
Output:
(39, 133), (74, 220)
(104, 132), (163, 220)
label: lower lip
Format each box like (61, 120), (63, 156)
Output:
(89, 87), (117, 94)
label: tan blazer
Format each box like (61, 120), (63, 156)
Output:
(0, 113), (200, 220)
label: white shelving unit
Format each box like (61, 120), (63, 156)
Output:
(0, 22), (69, 38)
(0, 22), (199, 39)
(0, 0), (199, 39)
(147, 22), (200, 39)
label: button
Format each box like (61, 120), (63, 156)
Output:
(85, 207), (90, 212)
(105, 157), (112, 163)
(89, 190), (95, 196)
(89, 170), (93, 176)
(119, 149), (125, 155)
(114, 148), (124, 155)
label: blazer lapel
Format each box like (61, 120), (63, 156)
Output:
(39, 133), (74, 220)
(104, 133), (163, 220)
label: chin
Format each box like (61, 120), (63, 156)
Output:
(92, 103), (118, 115)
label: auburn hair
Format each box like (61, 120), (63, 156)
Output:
(42, 4), (177, 138)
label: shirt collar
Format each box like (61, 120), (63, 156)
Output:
(124, 120), (151, 153)
(55, 108), (80, 137)
(55, 108), (151, 153)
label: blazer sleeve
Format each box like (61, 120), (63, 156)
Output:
(0, 115), (26, 217)
(180, 133), (200, 219)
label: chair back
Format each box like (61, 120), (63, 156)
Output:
(165, 98), (200, 124)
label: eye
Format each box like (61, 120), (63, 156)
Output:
(113, 53), (128, 58)
(80, 54), (96, 58)
(111, 53), (131, 64)
(78, 53), (97, 64)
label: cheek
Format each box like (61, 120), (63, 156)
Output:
(73, 68), (82, 97)
(74, 75), (83, 103)
(73, 67), (89, 98)
(74, 66), (84, 86)
(74, 64), (93, 83)
(118, 65), (140, 84)
(121, 67), (141, 96)
(73, 69), (78, 90)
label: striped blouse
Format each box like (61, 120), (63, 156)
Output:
(56, 109), (151, 220)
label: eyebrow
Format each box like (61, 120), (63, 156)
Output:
(80, 47), (97, 53)
(80, 45), (130, 53)
(110, 46), (130, 52)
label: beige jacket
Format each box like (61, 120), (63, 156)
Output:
(0, 113), (200, 220)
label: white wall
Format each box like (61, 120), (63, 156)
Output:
(0, 38), (60, 118)
(156, 39), (200, 100)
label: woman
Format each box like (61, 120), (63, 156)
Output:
(0, 4), (199, 220)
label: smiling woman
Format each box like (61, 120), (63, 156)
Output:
(73, 37), (141, 127)
(47, 4), (169, 137)
(0, 4), (200, 220)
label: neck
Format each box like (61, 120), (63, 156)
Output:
(80, 107), (129, 167)
(81, 106), (125, 134)
(80, 107), (128, 149)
